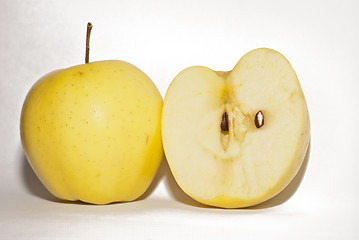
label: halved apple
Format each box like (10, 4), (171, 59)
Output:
(162, 48), (310, 208)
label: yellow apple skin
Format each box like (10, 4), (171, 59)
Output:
(20, 60), (163, 204)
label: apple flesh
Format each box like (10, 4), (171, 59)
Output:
(162, 48), (310, 208)
(20, 60), (163, 204)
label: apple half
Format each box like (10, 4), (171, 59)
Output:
(162, 48), (310, 208)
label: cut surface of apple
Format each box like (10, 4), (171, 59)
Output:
(162, 48), (310, 208)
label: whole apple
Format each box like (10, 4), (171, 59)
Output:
(20, 23), (163, 204)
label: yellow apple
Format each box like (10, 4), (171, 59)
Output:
(162, 48), (310, 208)
(20, 24), (163, 204)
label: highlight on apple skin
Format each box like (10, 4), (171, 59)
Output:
(162, 48), (310, 208)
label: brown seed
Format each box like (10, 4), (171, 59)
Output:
(255, 111), (264, 128)
(221, 112), (229, 132)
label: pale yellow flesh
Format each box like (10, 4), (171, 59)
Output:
(21, 60), (163, 204)
(162, 48), (310, 208)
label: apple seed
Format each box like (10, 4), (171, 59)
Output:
(221, 112), (229, 132)
(255, 111), (264, 128)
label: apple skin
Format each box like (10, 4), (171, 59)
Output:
(20, 60), (163, 204)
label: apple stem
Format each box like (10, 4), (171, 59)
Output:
(85, 22), (93, 64)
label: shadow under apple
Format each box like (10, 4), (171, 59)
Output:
(250, 141), (311, 209)
(137, 156), (167, 200)
(21, 150), (58, 202)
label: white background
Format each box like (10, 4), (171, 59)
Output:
(1, 0), (359, 239)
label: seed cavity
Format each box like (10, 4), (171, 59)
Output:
(255, 110), (264, 128)
(221, 112), (229, 132)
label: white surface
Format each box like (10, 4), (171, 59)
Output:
(1, 0), (359, 239)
